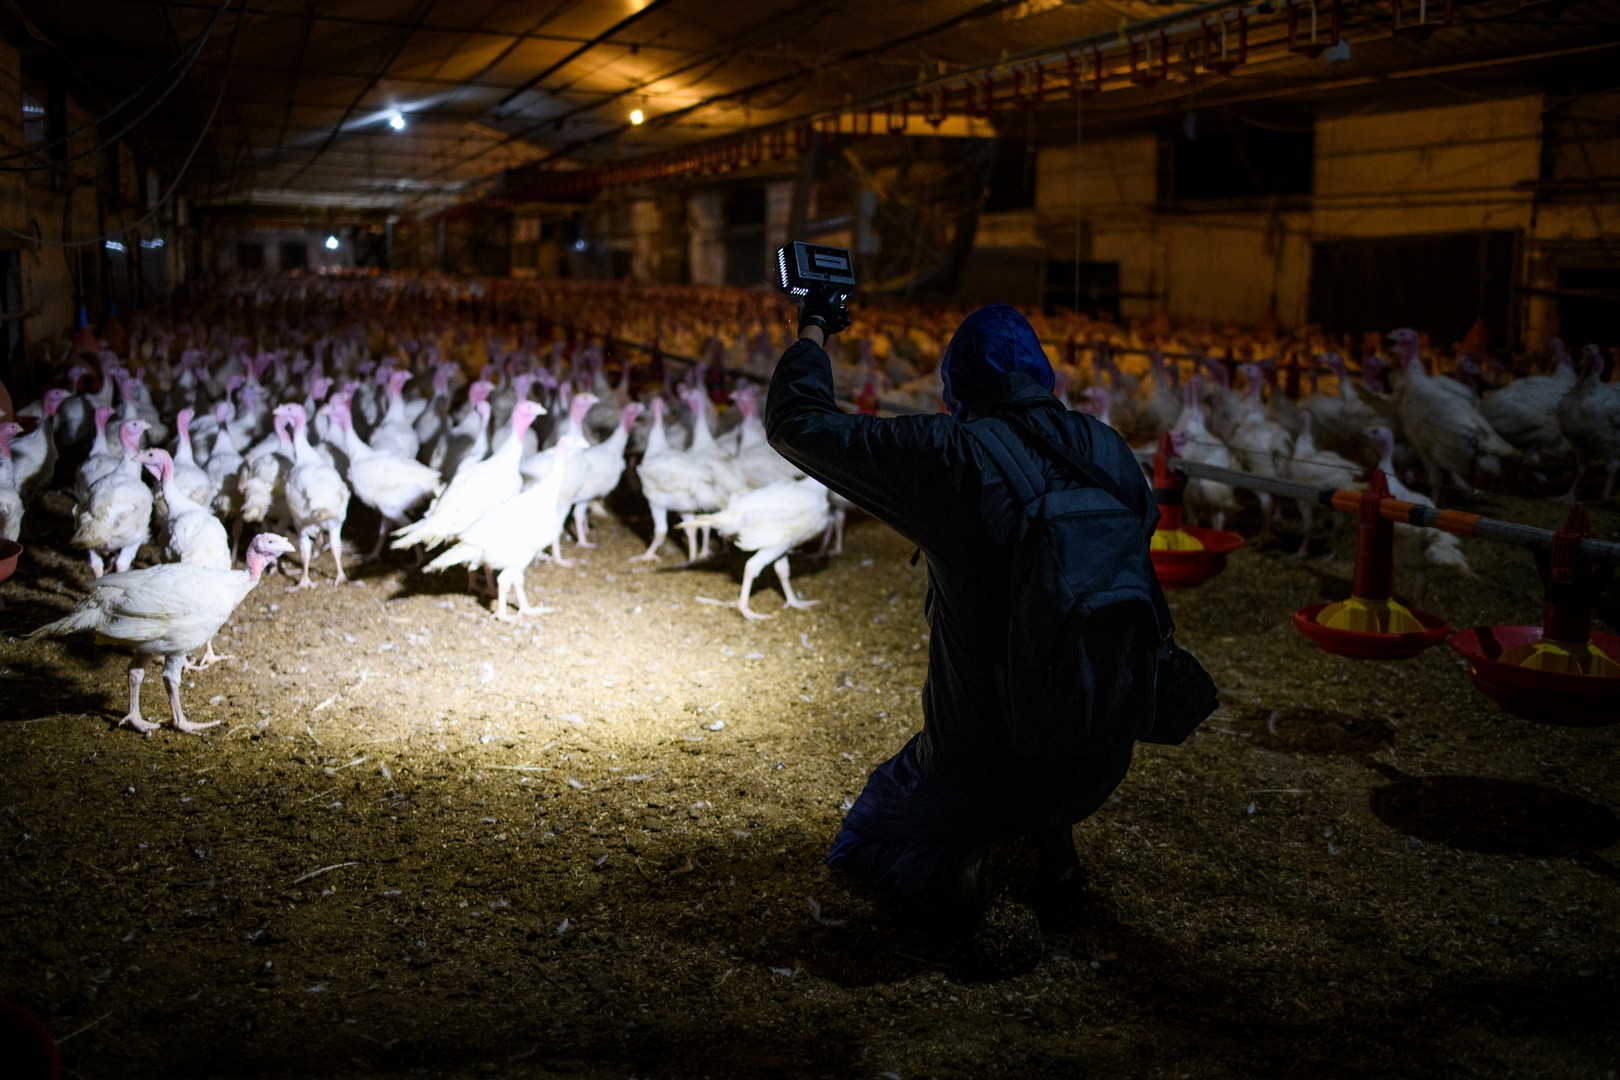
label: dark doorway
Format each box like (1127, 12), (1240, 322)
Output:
(1555, 267), (1620, 350)
(237, 241), (265, 271)
(1309, 231), (1518, 350)
(279, 240), (309, 271)
(1045, 259), (1120, 319)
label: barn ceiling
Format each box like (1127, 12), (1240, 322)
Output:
(11, 0), (1620, 216)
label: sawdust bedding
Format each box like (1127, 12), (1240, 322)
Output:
(0, 487), (1616, 1079)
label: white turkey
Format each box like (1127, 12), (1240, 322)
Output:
(727, 385), (802, 490)
(325, 393), (443, 559)
(1388, 327), (1516, 502)
(12, 388), (70, 506)
(392, 399), (545, 553)
(424, 434), (589, 618)
(28, 533), (296, 736)
(274, 403), (351, 588)
(1167, 377), (1238, 531)
(1556, 344), (1620, 503)
(1225, 363), (1294, 542)
(682, 476), (831, 620)
(167, 407), (216, 508)
(0, 421), (23, 544)
(633, 390), (747, 563)
(368, 369), (421, 461)
(137, 449), (231, 570)
(1479, 341), (1576, 479)
(72, 419), (154, 578)
(1284, 410), (1360, 558)
(438, 380), (494, 481)
(73, 406), (123, 505)
(559, 400), (642, 549)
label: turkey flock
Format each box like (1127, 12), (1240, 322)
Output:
(4, 273), (1618, 736)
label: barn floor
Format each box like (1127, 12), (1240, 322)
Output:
(1, 489), (1617, 1080)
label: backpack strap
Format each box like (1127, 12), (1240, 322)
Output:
(990, 408), (1136, 511)
(974, 409), (1178, 638)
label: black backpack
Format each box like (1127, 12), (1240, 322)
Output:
(966, 410), (1213, 755)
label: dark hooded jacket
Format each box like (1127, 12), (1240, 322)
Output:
(766, 305), (1156, 796)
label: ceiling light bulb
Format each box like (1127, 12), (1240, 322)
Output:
(325, 235), (340, 250)
(388, 111), (406, 131)
(629, 108), (645, 126)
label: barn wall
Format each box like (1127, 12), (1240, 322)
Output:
(1030, 94), (1620, 351)
(0, 39), (172, 394)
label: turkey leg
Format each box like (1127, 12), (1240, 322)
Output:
(633, 506), (670, 562)
(328, 523), (348, 584)
(735, 551), (774, 620)
(165, 654), (220, 733)
(295, 533), (319, 589)
(773, 555), (818, 612)
(572, 503), (596, 548)
(118, 659), (160, 736)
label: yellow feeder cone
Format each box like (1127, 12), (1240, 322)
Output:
(1313, 471), (1423, 634)
(1151, 528), (1206, 552)
(1317, 594), (1425, 634)
(1497, 638), (1620, 676)
(1497, 505), (1619, 676)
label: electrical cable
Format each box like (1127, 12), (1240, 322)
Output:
(0, 0), (242, 249)
(0, 0), (232, 169)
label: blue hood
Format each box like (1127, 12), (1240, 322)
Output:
(939, 304), (1054, 415)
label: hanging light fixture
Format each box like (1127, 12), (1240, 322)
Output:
(629, 107), (645, 125)
(388, 110), (407, 132)
(325, 235), (340, 251)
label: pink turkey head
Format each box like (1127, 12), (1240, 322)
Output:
(119, 419), (149, 454)
(468, 380), (493, 407)
(621, 401), (645, 430)
(176, 407), (195, 438)
(509, 398), (545, 433)
(43, 388), (70, 417)
(136, 447), (174, 484)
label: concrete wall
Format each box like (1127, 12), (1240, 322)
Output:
(1026, 94), (1619, 348)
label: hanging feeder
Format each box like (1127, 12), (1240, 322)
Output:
(1451, 505), (1620, 727)
(1391, 0), (1453, 40)
(1286, 0), (1342, 58)
(1293, 470), (1450, 658)
(1201, 13), (1248, 76)
(1149, 434), (1245, 589)
(1128, 31), (1170, 87)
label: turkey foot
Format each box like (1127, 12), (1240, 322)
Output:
(774, 556), (817, 612)
(186, 640), (235, 670)
(166, 658), (219, 733)
(118, 663), (160, 736)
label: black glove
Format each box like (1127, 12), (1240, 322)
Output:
(797, 286), (851, 338)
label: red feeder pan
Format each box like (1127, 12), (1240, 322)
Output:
(1293, 470), (1450, 659)
(1294, 602), (1450, 659)
(1152, 528), (1246, 589)
(1450, 627), (1620, 727)
(0, 539), (21, 584)
(1450, 505), (1620, 726)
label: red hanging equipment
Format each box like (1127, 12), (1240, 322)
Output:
(885, 99), (909, 135)
(1286, 0), (1342, 58)
(1391, 0), (1452, 40)
(1202, 12), (1248, 76)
